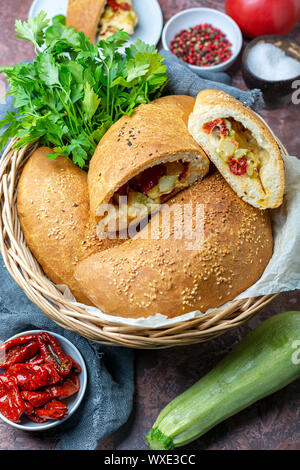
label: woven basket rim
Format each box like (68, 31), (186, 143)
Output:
(0, 114), (287, 349)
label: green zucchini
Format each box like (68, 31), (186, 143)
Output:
(146, 311), (300, 450)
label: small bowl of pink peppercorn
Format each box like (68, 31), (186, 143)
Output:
(162, 8), (243, 72)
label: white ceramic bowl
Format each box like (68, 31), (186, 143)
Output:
(162, 8), (243, 72)
(0, 330), (87, 431)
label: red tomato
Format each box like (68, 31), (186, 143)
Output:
(225, 0), (300, 38)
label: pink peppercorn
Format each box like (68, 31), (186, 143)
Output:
(170, 23), (232, 67)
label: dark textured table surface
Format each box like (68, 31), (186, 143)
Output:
(0, 0), (299, 451)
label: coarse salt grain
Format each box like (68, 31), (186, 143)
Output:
(247, 43), (300, 81)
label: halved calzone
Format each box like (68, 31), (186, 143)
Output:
(66, 0), (138, 42)
(88, 95), (210, 233)
(188, 89), (285, 209)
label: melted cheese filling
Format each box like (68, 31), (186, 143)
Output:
(99, 160), (201, 232)
(97, 1), (138, 40)
(204, 118), (269, 180)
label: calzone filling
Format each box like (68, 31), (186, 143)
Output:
(100, 160), (203, 231)
(202, 118), (268, 180)
(96, 0), (138, 40)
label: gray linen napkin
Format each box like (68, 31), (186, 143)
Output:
(160, 50), (264, 110)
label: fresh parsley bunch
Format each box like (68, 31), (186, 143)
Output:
(0, 12), (168, 169)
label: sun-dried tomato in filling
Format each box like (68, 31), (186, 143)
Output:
(228, 156), (248, 176)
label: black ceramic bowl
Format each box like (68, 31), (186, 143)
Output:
(242, 35), (300, 102)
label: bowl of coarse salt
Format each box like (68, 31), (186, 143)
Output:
(242, 35), (300, 103)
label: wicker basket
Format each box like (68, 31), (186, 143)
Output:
(0, 119), (288, 349)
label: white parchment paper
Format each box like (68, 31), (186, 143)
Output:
(68, 155), (300, 328)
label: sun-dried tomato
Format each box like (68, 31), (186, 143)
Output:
(0, 375), (27, 423)
(229, 156), (248, 176)
(37, 332), (72, 376)
(203, 118), (229, 136)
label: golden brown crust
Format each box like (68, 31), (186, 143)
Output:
(189, 89), (285, 209)
(66, 0), (107, 42)
(88, 95), (209, 219)
(74, 171), (273, 318)
(17, 147), (122, 304)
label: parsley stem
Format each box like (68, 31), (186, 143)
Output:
(57, 90), (77, 136)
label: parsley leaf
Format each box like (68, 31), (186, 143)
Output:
(37, 53), (60, 86)
(82, 82), (101, 121)
(15, 11), (49, 51)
